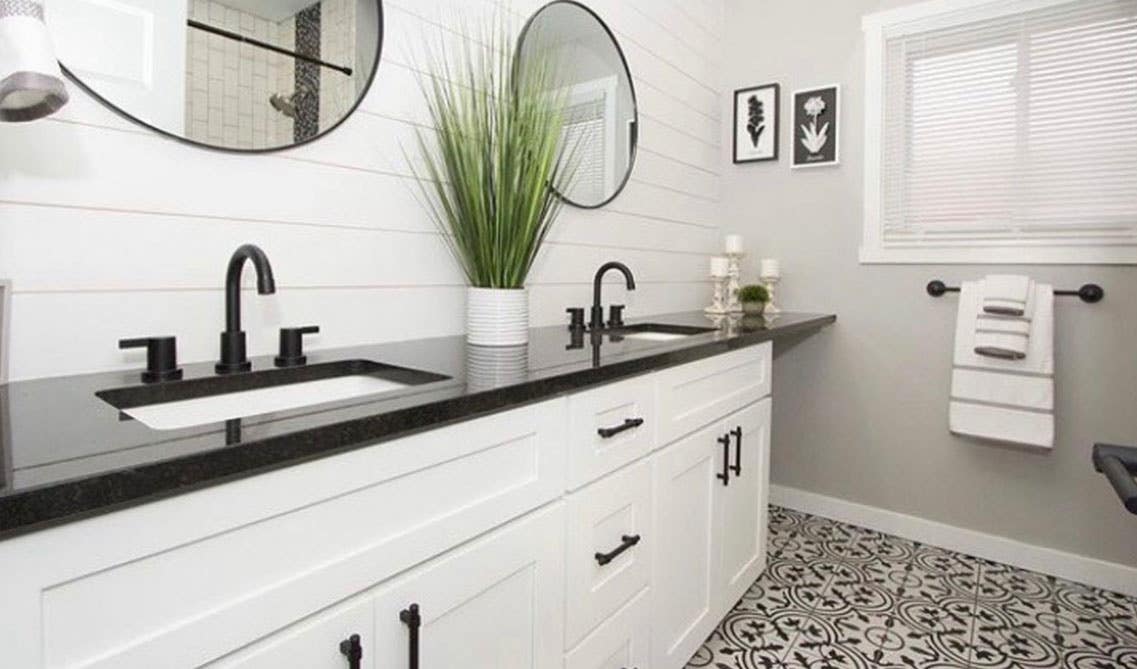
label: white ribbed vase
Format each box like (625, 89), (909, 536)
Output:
(466, 287), (529, 346)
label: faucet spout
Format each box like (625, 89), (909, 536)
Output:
(590, 261), (636, 330)
(217, 244), (276, 374)
(224, 244), (276, 333)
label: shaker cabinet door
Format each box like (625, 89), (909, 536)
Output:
(650, 422), (724, 669)
(717, 398), (772, 608)
(371, 504), (565, 669)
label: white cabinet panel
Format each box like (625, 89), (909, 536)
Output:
(565, 461), (652, 648)
(372, 504), (565, 669)
(650, 421), (723, 669)
(31, 400), (566, 669)
(656, 344), (771, 444)
(207, 596), (373, 669)
(564, 588), (651, 669)
(567, 376), (657, 490)
(718, 399), (772, 610)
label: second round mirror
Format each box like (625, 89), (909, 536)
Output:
(516, 1), (637, 209)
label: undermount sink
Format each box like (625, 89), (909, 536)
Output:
(97, 360), (449, 430)
(607, 323), (717, 342)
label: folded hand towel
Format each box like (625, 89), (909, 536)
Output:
(950, 280), (1055, 448)
(982, 274), (1032, 316)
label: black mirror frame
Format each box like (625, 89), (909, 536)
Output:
(59, 3), (384, 155)
(515, 0), (638, 210)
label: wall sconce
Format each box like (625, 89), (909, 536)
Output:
(0, 0), (68, 122)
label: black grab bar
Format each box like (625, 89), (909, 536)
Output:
(1093, 443), (1137, 515)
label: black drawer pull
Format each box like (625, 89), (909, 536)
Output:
(595, 534), (641, 565)
(730, 426), (743, 476)
(399, 603), (421, 669)
(338, 634), (362, 669)
(716, 434), (731, 486)
(598, 417), (644, 438)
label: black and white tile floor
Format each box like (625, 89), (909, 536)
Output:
(687, 506), (1137, 669)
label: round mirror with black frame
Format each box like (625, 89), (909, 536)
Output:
(515, 0), (637, 209)
(45, 0), (383, 153)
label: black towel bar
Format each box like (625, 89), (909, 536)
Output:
(1093, 444), (1137, 515)
(926, 280), (1104, 304)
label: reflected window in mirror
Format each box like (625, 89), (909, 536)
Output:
(516, 1), (637, 209)
(45, 0), (383, 152)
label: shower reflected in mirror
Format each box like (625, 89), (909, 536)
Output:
(45, 0), (383, 152)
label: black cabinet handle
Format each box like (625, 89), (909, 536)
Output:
(399, 603), (421, 669)
(595, 534), (641, 566)
(730, 426), (743, 476)
(597, 417), (644, 438)
(338, 634), (362, 669)
(716, 434), (731, 486)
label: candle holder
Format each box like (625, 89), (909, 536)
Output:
(726, 252), (744, 313)
(761, 272), (781, 315)
(705, 273), (729, 315)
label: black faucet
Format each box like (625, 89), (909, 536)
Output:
(590, 261), (636, 330)
(216, 244), (276, 374)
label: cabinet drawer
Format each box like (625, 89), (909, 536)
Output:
(37, 399), (566, 669)
(564, 588), (651, 669)
(564, 460), (652, 649)
(207, 596), (373, 669)
(656, 343), (771, 444)
(567, 375), (656, 490)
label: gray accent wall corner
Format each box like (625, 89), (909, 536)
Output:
(723, 0), (1137, 569)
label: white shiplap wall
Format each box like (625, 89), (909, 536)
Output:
(0, 0), (724, 380)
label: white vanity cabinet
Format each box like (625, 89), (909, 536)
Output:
(0, 341), (775, 669)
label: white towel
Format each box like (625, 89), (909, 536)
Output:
(950, 280), (1055, 448)
(982, 274), (1032, 316)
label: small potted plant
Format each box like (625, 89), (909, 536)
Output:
(738, 284), (770, 316)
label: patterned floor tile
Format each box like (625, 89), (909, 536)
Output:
(690, 507), (1137, 669)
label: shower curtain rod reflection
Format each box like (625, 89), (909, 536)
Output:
(187, 19), (354, 76)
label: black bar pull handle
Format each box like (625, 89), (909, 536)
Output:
(598, 417), (644, 438)
(338, 634), (362, 669)
(595, 534), (641, 566)
(399, 603), (421, 669)
(716, 434), (731, 486)
(729, 426), (743, 476)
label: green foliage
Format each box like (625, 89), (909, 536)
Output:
(738, 284), (770, 303)
(409, 19), (573, 289)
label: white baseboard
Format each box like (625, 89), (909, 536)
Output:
(771, 484), (1137, 598)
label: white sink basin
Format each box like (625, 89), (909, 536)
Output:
(621, 331), (692, 342)
(124, 375), (409, 430)
(98, 359), (449, 431)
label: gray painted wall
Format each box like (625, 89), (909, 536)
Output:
(723, 0), (1137, 568)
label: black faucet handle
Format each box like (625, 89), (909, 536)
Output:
(566, 307), (585, 331)
(608, 305), (626, 328)
(275, 325), (320, 367)
(119, 336), (183, 383)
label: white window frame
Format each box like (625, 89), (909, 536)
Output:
(860, 0), (1137, 265)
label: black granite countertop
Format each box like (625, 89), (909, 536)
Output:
(0, 311), (834, 540)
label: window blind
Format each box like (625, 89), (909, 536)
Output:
(880, 0), (1137, 247)
(562, 97), (608, 205)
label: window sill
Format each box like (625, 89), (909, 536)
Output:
(858, 245), (1137, 266)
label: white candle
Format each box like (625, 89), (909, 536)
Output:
(760, 258), (781, 278)
(724, 234), (744, 255)
(710, 256), (730, 277)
